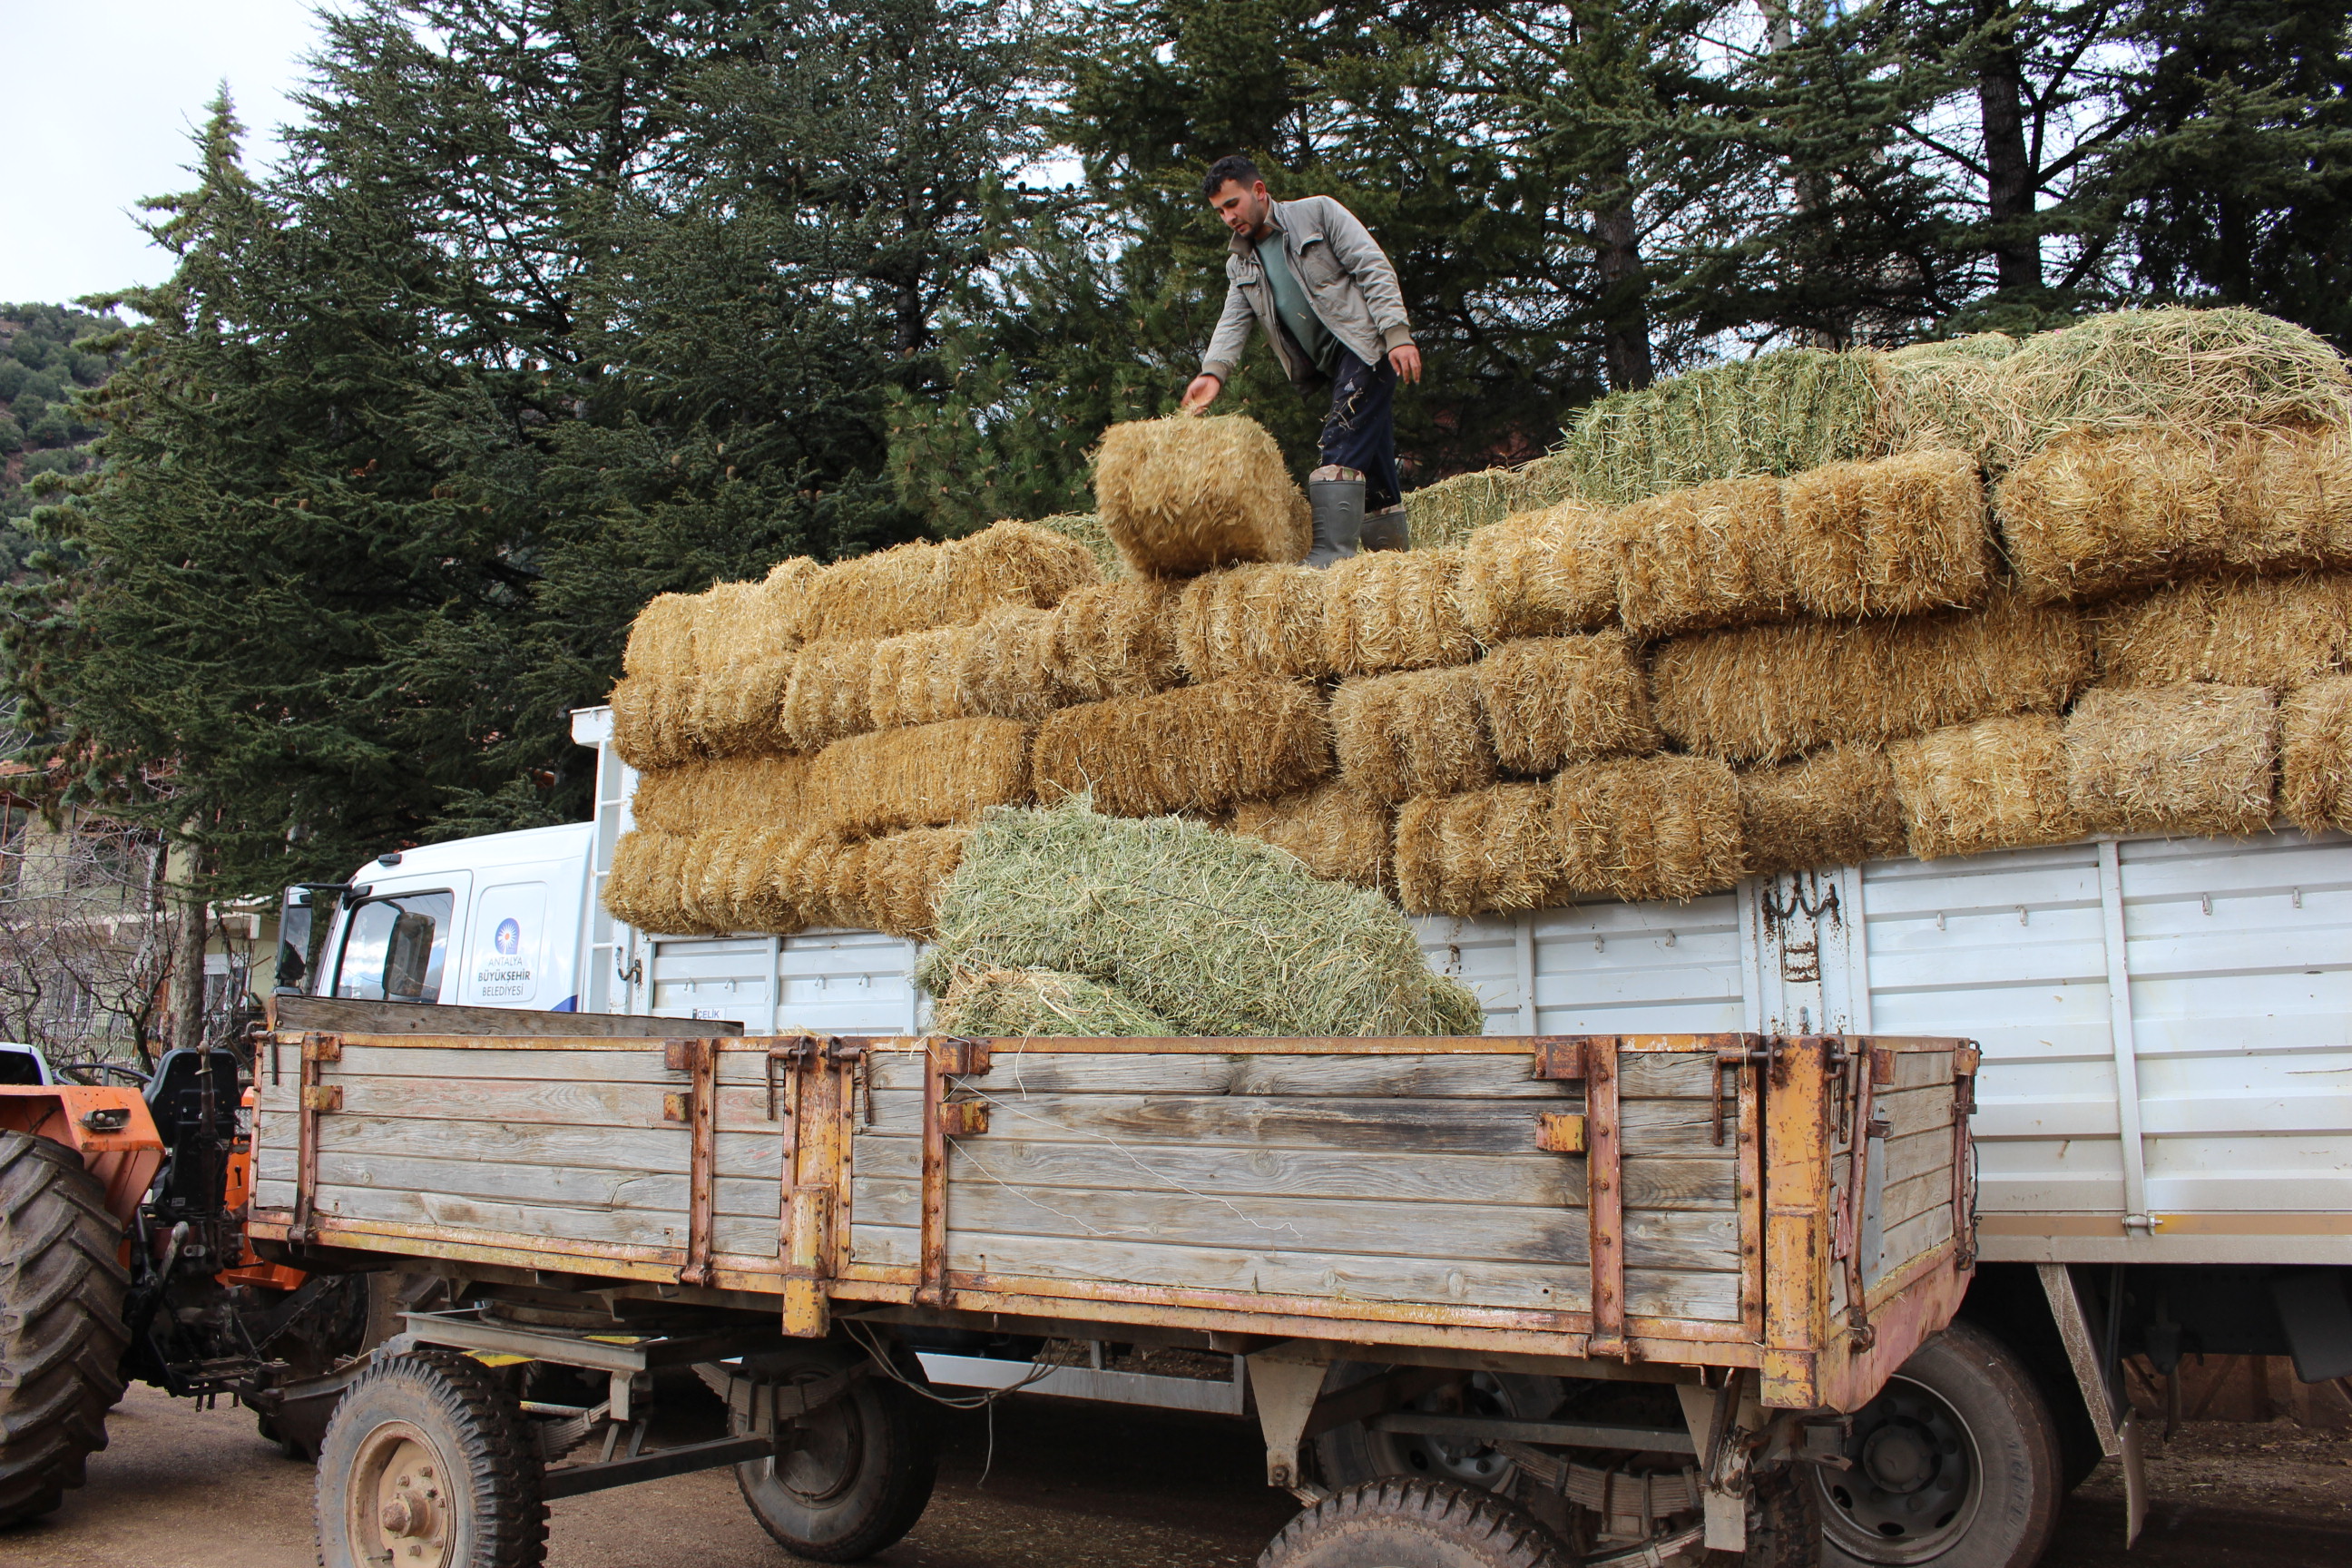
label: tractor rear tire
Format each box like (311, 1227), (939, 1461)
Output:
(0, 1131), (131, 1529)
(1259, 1477), (1571, 1568)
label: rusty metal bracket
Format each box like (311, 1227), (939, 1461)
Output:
(917, 1036), (995, 1308)
(669, 1039), (720, 1289)
(1952, 1043), (1981, 1269)
(1532, 1038), (1588, 1080)
(1836, 1043), (1880, 1349)
(289, 1034), (341, 1243)
(776, 1037), (848, 1338)
(300, 1085), (344, 1112)
(1585, 1036), (1628, 1359)
(1536, 1112), (1587, 1153)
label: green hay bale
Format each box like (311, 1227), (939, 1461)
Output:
(918, 799), (1482, 1038)
(1552, 349), (1887, 507)
(1403, 453), (1581, 551)
(1024, 512), (1128, 582)
(930, 965), (1175, 1037)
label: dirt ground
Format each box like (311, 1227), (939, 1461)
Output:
(10, 1384), (2351, 1567)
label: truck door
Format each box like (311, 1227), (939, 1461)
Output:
(328, 882), (468, 1004)
(464, 880), (552, 1008)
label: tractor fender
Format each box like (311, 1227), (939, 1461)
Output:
(0, 1086), (164, 1224)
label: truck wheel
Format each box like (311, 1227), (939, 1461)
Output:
(0, 1131), (131, 1528)
(1260, 1477), (1570, 1568)
(315, 1348), (546, 1568)
(730, 1342), (936, 1563)
(1815, 1321), (2060, 1568)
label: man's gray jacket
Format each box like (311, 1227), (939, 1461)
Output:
(1200, 195), (1414, 387)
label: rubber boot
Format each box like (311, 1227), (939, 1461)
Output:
(1359, 504), (1411, 553)
(1306, 471), (1366, 570)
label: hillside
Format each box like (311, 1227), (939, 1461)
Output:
(0, 303), (120, 556)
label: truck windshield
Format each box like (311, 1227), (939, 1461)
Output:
(334, 892), (456, 1003)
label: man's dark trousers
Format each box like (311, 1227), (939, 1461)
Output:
(1320, 348), (1401, 513)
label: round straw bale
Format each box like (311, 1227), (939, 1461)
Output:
(780, 639), (879, 750)
(1046, 579), (1181, 701)
(1651, 593), (2092, 764)
(1331, 667), (1494, 805)
(1455, 502), (1619, 644)
(2065, 684), (2277, 838)
(802, 520), (1099, 643)
(1229, 780), (1395, 892)
(1474, 633), (1659, 775)
(956, 604), (1073, 721)
(867, 624), (968, 731)
(609, 674), (702, 770)
(2281, 675), (2352, 832)
(2092, 573), (2352, 690)
(1738, 746), (1906, 877)
(805, 717), (1033, 838)
(1322, 547), (1475, 675)
(1783, 447), (1992, 619)
(1615, 474), (1796, 637)
(1393, 782), (1563, 916)
(630, 753), (818, 838)
(931, 965), (1175, 1037)
(686, 652), (796, 757)
(1093, 415), (1312, 577)
(622, 593), (700, 679)
(601, 829), (706, 935)
(1890, 714), (2081, 859)
(1175, 564), (1332, 681)
(1030, 677), (1332, 818)
(861, 826), (970, 940)
(1550, 756), (1746, 902)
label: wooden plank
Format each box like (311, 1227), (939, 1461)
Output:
(257, 1112), (785, 1181)
(1878, 1169), (1955, 1233)
(873, 1049), (1726, 1100)
(303, 1180), (775, 1257)
(1585, 1037), (1626, 1357)
(1873, 1085), (1955, 1140)
(1625, 1269), (1744, 1323)
(273, 994), (739, 1037)
(327, 1045), (678, 1083)
(1881, 1048), (1955, 1093)
(1877, 1205), (1956, 1276)
(273, 1150), (781, 1229)
(1879, 1128), (1953, 1191)
(282, 1076), (776, 1131)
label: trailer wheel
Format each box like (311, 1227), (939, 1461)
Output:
(315, 1348), (546, 1568)
(730, 1342), (936, 1563)
(1815, 1321), (2060, 1568)
(0, 1131), (131, 1528)
(1260, 1477), (1570, 1568)
(1312, 1362), (1563, 1494)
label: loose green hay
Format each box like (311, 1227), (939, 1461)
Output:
(2092, 573), (2352, 691)
(1093, 415), (1312, 577)
(2065, 685), (2277, 838)
(1890, 714), (2081, 859)
(2280, 676), (2352, 832)
(1228, 781), (1395, 893)
(1030, 676), (1333, 818)
(1329, 666), (1495, 805)
(919, 799), (1480, 1037)
(1551, 756), (1746, 903)
(1738, 746), (1906, 877)
(1023, 513), (1129, 581)
(1403, 452), (1581, 550)
(1393, 783), (1562, 917)
(931, 965), (1176, 1037)
(1473, 634), (1659, 775)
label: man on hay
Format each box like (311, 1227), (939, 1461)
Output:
(1181, 155), (1422, 568)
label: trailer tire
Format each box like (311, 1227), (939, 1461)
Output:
(731, 1342), (936, 1563)
(1815, 1320), (2060, 1568)
(316, 1348), (546, 1568)
(1311, 1362), (1563, 1495)
(0, 1131), (131, 1530)
(1259, 1477), (1571, 1568)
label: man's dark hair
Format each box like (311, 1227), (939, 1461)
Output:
(1201, 155), (1262, 201)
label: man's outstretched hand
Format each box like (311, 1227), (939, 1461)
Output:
(1389, 344), (1423, 385)
(1181, 374), (1222, 413)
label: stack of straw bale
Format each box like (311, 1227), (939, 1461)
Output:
(1032, 676), (1332, 818)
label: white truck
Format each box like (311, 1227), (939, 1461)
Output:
(271, 702), (2352, 1568)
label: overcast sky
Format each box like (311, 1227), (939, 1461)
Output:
(2, 0), (332, 307)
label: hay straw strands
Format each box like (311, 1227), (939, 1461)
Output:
(601, 829), (705, 935)
(1393, 782), (1562, 916)
(2064, 685), (2277, 838)
(1023, 513), (1127, 581)
(931, 965), (1176, 1037)
(629, 753), (818, 838)
(1891, 714), (2081, 860)
(1045, 580), (1181, 701)
(1175, 564), (1332, 681)
(866, 607), (1070, 732)
(1404, 453), (1581, 551)
(1330, 667), (1495, 805)
(1474, 633), (1659, 775)
(1092, 415), (1312, 577)
(2092, 573), (2352, 691)
(918, 799), (1477, 1037)
(1455, 502), (1619, 645)
(801, 520), (1100, 643)
(1228, 781), (1395, 892)
(806, 717), (1033, 838)
(1651, 593), (2092, 764)
(865, 624), (966, 731)
(1783, 448), (1992, 619)
(1322, 547), (1475, 675)
(859, 826), (970, 940)
(622, 593), (699, 679)
(690, 826), (817, 935)
(1552, 756), (1746, 903)
(684, 653), (796, 757)
(609, 675), (701, 771)
(780, 640), (879, 751)
(1614, 475), (1796, 637)
(1738, 747), (1906, 877)
(1030, 677), (1332, 818)
(2281, 676), (2352, 832)
(1874, 334), (2023, 459)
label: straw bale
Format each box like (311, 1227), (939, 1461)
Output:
(622, 593), (700, 679)
(1614, 475), (1797, 636)
(860, 826), (970, 940)
(1551, 756), (1746, 902)
(931, 965), (1175, 1037)
(866, 625), (967, 730)
(1093, 415), (1312, 577)
(1474, 633), (1659, 775)
(956, 605), (1073, 721)
(802, 520), (1100, 643)
(601, 829), (703, 935)
(1877, 335), (2022, 457)
(1228, 781), (1394, 892)
(1402, 452), (1581, 551)
(1331, 667), (1494, 805)
(2065, 685), (2276, 838)
(1174, 564), (1331, 681)
(609, 675), (701, 770)
(684, 653), (796, 757)
(1045, 580), (1181, 701)
(2281, 676), (2352, 832)
(1455, 502), (1620, 644)
(761, 554), (825, 633)
(810, 838), (875, 931)
(1322, 547), (1475, 675)
(630, 753), (818, 838)
(780, 639), (878, 750)
(2092, 573), (2352, 691)
(1738, 746), (1907, 877)
(1651, 593), (2092, 764)
(1393, 783), (1563, 916)
(1998, 426), (2230, 603)
(701, 826), (821, 934)
(687, 581), (769, 667)
(1554, 348), (1887, 507)
(1783, 448), (1992, 619)
(805, 717), (1032, 838)
(918, 799), (1479, 1036)
(1890, 715), (2081, 859)
(1030, 677), (1332, 818)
